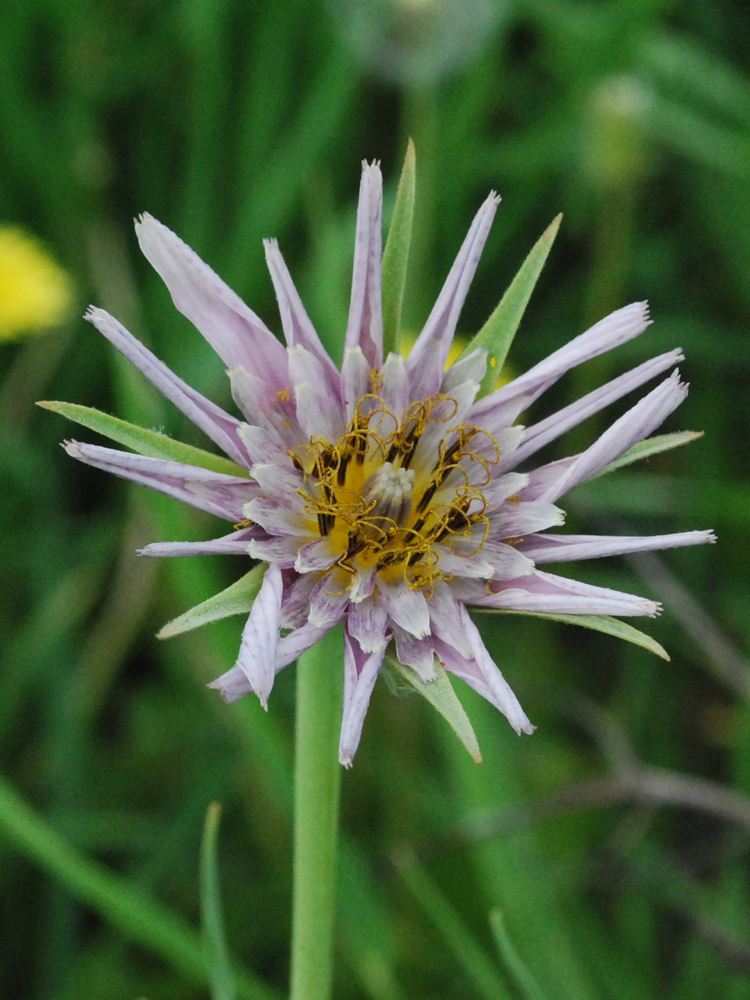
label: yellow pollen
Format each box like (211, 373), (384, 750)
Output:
(276, 384), (292, 403)
(293, 380), (500, 594)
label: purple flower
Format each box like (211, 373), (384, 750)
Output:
(64, 162), (714, 765)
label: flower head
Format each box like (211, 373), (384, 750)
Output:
(0, 225), (73, 340)
(62, 160), (714, 765)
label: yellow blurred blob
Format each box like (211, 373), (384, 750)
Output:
(0, 226), (74, 340)
(400, 331), (515, 390)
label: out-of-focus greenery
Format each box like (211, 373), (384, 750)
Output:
(2, 0), (749, 997)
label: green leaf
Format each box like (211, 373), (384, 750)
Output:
(381, 138), (416, 356)
(460, 214), (562, 399)
(588, 430), (704, 480)
(386, 656), (482, 762)
(472, 608), (670, 660)
(201, 803), (237, 1000)
(38, 400), (248, 477)
(158, 564), (266, 639)
(489, 909), (550, 1000)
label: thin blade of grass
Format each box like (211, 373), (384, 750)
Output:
(394, 851), (511, 1000)
(459, 215), (561, 398)
(489, 909), (550, 1000)
(201, 803), (236, 1000)
(382, 138), (416, 356)
(0, 773), (276, 1000)
(38, 401), (247, 477)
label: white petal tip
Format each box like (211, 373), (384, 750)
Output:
(516, 722), (536, 736)
(339, 751), (355, 769)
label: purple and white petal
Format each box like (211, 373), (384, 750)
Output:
(280, 572), (319, 628)
(433, 613), (534, 735)
(428, 580), (473, 658)
(207, 664), (254, 703)
(295, 535), (341, 573)
(235, 563), (283, 709)
(391, 624), (436, 681)
(431, 544), (495, 579)
(341, 347), (373, 422)
(139, 526), (258, 558)
(536, 370), (688, 502)
(406, 193), (500, 400)
(275, 622), (340, 670)
(135, 215), (289, 389)
(471, 301), (651, 433)
(344, 162), (384, 370)
(85, 308), (253, 469)
(378, 578), (430, 638)
(251, 463), (306, 505)
(350, 562), (377, 603)
(340, 628), (386, 767)
(264, 238), (340, 391)
(245, 496), (316, 536)
(441, 347), (488, 395)
(65, 442), (254, 521)
(248, 534), (306, 568)
(513, 349), (684, 465)
(308, 572), (352, 628)
(517, 530), (717, 564)
(477, 568), (660, 617)
(380, 352), (409, 424)
(238, 423), (294, 467)
(230, 368), (300, 446)
(288, 345), (346, 443)
(347, 592), (389, 653)
(489, 500), (565, 537)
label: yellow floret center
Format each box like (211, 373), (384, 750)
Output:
(290, 388), (499, 592)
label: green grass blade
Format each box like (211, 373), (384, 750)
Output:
(382, 138), (416, 356)
(38, 401), (247, 477)
(201, 803), (236, 1000)
(386, 657), (482, 762)
(472, 609), (669, 660)
(157, 564), (266, 639)
(460, 215), (562, 399)
(0, 773), (276, 1000)
(489, 909), (550, 1000)
(395, 852), (511, 1000)
(588, 430), (704, 480)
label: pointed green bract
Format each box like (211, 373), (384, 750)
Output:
(38, 400), (248, 477)
(200, 803), (237, 1000)
(158, 564), (266, 639)
(381, 138), (416, 356)
(472, 608), (669, 660)
(460, 214), (562, 399)
(590, 430), (704, 480)
(387, 656), (482, 763)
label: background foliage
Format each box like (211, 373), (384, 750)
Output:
(2, 0), (749, 997)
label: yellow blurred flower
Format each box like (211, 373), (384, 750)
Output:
(0, 226), (74, 341)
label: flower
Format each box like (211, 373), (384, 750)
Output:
(0, 225), (73, 340)
(63, 161), (714, 766)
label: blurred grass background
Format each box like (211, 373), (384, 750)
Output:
(1, 0), (749, 997)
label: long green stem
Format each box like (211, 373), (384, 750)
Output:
(290, 627), (343, 1000)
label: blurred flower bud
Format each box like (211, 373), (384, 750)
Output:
(581, 75), (652, 193)
(331, 0), (504, 85)
(0, 227), (74, 340)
